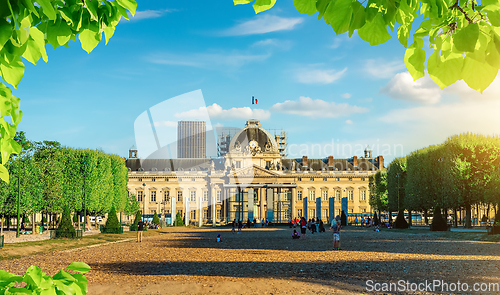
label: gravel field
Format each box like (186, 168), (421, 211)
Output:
(1, 226), (499, 294)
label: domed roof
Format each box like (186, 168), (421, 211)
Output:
(228, 120), (279, 155)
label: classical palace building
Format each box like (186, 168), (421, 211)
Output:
(126, 120), (384, 226)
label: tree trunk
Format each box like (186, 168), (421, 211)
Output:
(408, 210), (412, 227)
(0, 215), (3, 236)
(454, 208), (458, 227)
(465, 202), (472, 228)
(78, 212), (81, 230)
(32, 213), (36, 235)
(424, 209), (428, 225)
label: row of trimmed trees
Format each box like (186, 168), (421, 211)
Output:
(0, 132), (140, 230)
(370, 133), (500, 228)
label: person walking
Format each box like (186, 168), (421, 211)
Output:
(137, 219), (145, 242)
(300, 217), (307, 239)
(331, 220), (341, 250)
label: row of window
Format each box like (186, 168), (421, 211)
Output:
(295, 208), (367, 218)
(137, 177), (367, 182)
(136, 190), (222, 203)
(297, 190), (367, 202)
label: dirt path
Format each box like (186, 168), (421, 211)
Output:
(1, 227), (499, 294)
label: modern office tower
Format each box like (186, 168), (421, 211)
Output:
(177, 121), (206, 158)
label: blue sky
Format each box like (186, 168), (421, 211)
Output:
(13, 0), (500, 163)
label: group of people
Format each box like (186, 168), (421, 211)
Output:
(292, 217), (341, 250)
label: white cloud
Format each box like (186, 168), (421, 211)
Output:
(331, 38), (342, 49)
(443, 72), (500, 100)
(270, 96), (369, 118)
(379, 100), (500, 137)
(153, 121), (177, 127)
(341, 93), (351, 99)
(345, 119), (353, 124)
(381, 72), (442, 104)
(222, 15), (303, 36)
(364, 59), (406, 79)
(128, 9), (175, 21)
(252, 38), (292, 50)
(148, 51), (270, 68)
(296, 68), (347, 84)
(175, 103), (271, 121)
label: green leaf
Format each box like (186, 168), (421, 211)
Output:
(71, 274), (88, 294)
(404, 38), (426, 80)
(0, 163), (9, 183)
(316, 0), (331, 19)
(349, 1), (365, 37)
(0, 270), (22, 285)
(0, 19), (13, 49)
(23, 265), (43, 288)
(253, 0), (277, 13)
(358, 14), (391, 45)
(53, 270), (77, 283)
(427, 51), (463, 89)
(462, 53), (498, 93)
(29, 27), (48, 63)
(483, 5), (500, 27)
(485, 40), (500, 68)
(293, 0), (318, 14)
(0, 56), (25, 88)
(103, 26), (115, 45)
(66, 262), (91, 274)
(78, 23), (101, 54)
(324, 0), (353, 34)
(116, 0), (137, 16)
(234, 0), (254, 4)
(37, 0), (57, 20)
(453, 23), (479, 53)
(84, 0), (99, 21)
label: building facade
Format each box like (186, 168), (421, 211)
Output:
(177, 121), (206, 158)
(127, 120), (383, 226)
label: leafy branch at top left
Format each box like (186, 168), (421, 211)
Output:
(0, 0), (137, 183)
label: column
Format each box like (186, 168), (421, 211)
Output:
(198, 188), (203, 227)
(329, 196), (335, 225)
(184, 190), (189, 226)
(304, 196), (308, 221)
(211, 186), (216, 227)
(266, 187), (274, 222)
(260, 188), (266, 222)
(171, 191), (176, 226)
(248, 188), (254, 222)
(291, 187), (296, 220)
(143, 187), (148, 215)
(316, 195), (321, 220)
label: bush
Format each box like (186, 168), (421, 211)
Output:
(394, 211), (409, 229)
(56, 206), (77, 238)
(175, 212), (184, 226)
(42, 216), (47, 224)
(340, 210), (347, 226)
(482, 215), (488, 223)
(431, 206), (448, 231)
(130, 210), (142, 231)
(152, 212), (160, 225)
(102, 207), (122, 234)
(73, 211), (79, 223)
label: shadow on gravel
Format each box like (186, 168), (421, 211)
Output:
(94, 260), (493, 289)
(156, 227), (500, 256)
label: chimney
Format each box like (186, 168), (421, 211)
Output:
(302, 156), (308, 167)
(328, 156), (334, 167)
(376, 156), (384, 169)
(352, 156), (358, 169)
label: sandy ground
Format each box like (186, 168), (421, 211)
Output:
(1, 226), (499, 294)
